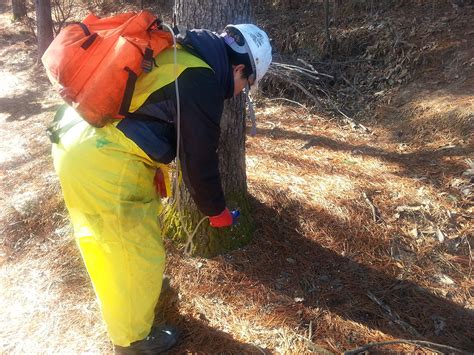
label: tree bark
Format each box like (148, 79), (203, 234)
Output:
(165, 0), (254, 257)
(12, 0), (27, 20)
(334, 0), (343, 25)
(36, 0), (54, 60)
(174, 0), (252, 30)
(324, 0), (332, 56)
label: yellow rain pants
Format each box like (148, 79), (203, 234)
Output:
(52, 107), (166, 346)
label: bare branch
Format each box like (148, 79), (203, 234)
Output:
(367, 291), (420, 337)
(341, 74), (364, 97)
(266, 98), (311, 111)
(272, 61), (334, 79)
(266, 60), (371, 134)
(269, 75), (323, 108)
(297, 58), (316, 72)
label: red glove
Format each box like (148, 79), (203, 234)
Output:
(209, 208), (233, 228)
(154, 168), (167, 198)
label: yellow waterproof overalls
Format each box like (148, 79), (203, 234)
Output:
(52, 48), (210, 346)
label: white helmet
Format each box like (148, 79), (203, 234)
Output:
(222, 24), (272, 88)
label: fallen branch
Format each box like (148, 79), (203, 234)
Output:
(341, 74), (365, 97)
(290, 81), (322, 108)
(336, 108), (370, 133)
(272, 61), (334, 79)
(367, 291), (420, 337)
(267, 72), (323, 108)
(267, 98), (310, 111)
(267, 61), (372, 134)
(344, 339), (469, 355)
(294, 334), (333, 354)
(297, 58), (316, 71)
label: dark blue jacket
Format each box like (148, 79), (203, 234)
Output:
(117, 29), (234, 216)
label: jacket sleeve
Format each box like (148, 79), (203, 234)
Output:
(176, 68), (226, 216)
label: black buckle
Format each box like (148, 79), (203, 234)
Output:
(141, 47), (154, 73)
(46, 126), (60, 144)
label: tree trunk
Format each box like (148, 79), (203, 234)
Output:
(12, 0), (27, 21)
(324, 0), (332, 56)
(36, 0), (54, 60)
(174, 0), (252, 30)
(165, 0), (254, 257)
(334, 0), (343, 25)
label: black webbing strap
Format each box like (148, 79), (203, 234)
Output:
(146, 18), (162, 31)
(81, 33), (98, 49)
(77, 22), (91, 36)
(119, 67), (138, 116)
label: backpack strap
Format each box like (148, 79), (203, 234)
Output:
(118, 67), (138, 117)
(129, 47), (211, 112)
(47, 104), (82, 144)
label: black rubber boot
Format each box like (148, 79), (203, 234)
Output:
(161, 276), (170, 294)
(114, 325), (179, 354)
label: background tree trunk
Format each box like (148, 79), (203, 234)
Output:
(12, 0), (27, 20)
(174, 0), (252, 30)
(36, 0), (53, 60)
(165, 0), (254, 257)
(324, 0), (332, 55)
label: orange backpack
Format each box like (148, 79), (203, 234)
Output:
(42, 11), (173, 127)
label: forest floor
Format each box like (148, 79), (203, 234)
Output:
(1, 0), (473, 354)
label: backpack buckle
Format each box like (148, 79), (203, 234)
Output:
(142, 47), (154, 73)
(46, 126), (60, 144)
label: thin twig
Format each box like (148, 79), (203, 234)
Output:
(341, 74), (365, 97)
(465, 234), (472, 279)
(297, 58), (316, 71)
(336, 108), (370, 133)
(271, 65), (324, 82)
(291, 81), (322, 108)
(308, 320), (312, 341)
(272, 62), (334, 79)
(294, 334), (333, 354)
(268, 74), (323, 108)
(267, 69), (331, 101)
(344, 339), (469, 355)
(22, 15), (38, 41)
(267, 98), (310, 111)
(362, 192), (381, 223)
(252, 344), (267, 354)
(308, 58), (383, 66)
(367, 291), (420, 337)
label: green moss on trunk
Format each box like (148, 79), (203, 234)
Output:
(160, 191), (254, 258)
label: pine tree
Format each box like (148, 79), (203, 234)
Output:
(164, 0), (255, 257)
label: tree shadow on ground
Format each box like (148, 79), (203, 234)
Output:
(220, 192), (474, 352)
(155, 285), (267, 353)
(256, 127), (472, 187)
(0, 90), (58, 121)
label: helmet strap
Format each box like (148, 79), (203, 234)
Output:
(244, 84), (257, 137)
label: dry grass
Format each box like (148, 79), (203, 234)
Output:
(0, 237), (111, 353)
(402, 91), (473, 144)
